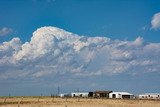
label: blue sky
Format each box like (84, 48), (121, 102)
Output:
(1, 0), (160, 42)
(0, 0), (160, 96)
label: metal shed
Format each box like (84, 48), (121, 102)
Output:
(109, 92), (134, 99)
(71, 92), (89, 97)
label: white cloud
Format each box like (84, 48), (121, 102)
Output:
(0, 37), (21, 59)
(151, 12), (160, 30)
(0, 26), (160, 80)
(0, 27), (13, 36)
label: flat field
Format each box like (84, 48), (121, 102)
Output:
(0, 97), (160, 107)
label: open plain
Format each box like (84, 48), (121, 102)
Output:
(0, 97), (160, 107)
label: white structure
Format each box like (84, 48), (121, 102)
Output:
(71, 92), (88, 97)
(109, 92), (134, 99)
(58, 93), (70, 97)
(139, 93), (160, 99)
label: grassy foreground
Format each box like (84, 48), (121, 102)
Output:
(0, 97), (160, 107)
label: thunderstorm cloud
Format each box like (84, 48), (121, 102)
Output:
(0, 26), (160, 79)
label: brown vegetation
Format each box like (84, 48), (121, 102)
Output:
(0, 97), (160, 107)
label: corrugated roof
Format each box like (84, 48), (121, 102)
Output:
(110, 92), (133, 95)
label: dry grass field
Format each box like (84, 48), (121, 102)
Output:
(0, 97), (160, 107)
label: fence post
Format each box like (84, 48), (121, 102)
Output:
(20, 97), (23, 103)
(38, 97), (39, 102)
(18, 100), (20, 107)
(4, 97), (7, 103)
(52, 96), (54, 102)
(65, 97), (68, 107)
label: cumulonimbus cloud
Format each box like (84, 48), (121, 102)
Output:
(0, 26), (160, 79)
(151, 12), (160, 30)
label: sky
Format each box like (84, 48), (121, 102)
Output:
(0, 0), (160, 96)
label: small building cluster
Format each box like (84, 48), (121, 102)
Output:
(139, 93), (160, 99)
(59, 90), (134, 99)
(58, 91), (160, 100)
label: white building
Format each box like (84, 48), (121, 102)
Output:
(109, 92), (134, 99)
(139, 93), (160, 99)
(58, 93), (70, 97)
(71, 92), (89, 97)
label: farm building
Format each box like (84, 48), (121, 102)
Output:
(58, 93), (70, 97)
(139, 93), (160, 99)
(109, 92), (134, 99)
(93, 91), (113, 98)
(71, 92), (89, 97)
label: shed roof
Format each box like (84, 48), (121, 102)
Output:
(110, 92), (133, 95)
(94, 91), (112, 94)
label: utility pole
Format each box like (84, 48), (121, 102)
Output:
(77, 88), (79, 94)
(57, 86), (60, 97)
